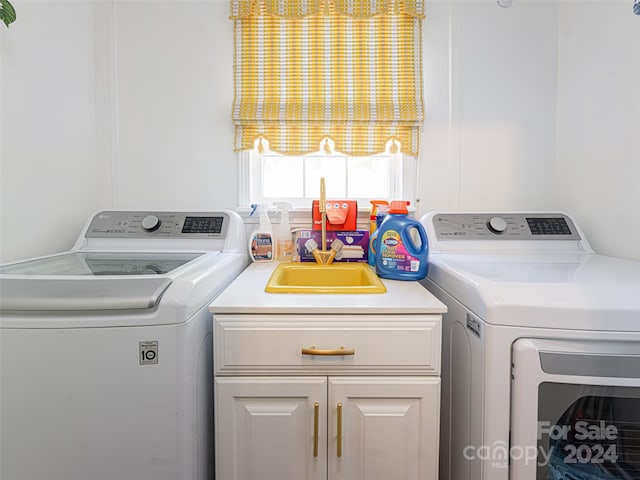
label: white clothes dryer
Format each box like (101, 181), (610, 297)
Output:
(419, 212), (640, 480)
(0, 210), (248, 480)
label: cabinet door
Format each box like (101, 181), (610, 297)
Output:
(215, 377), (327, 480)
(328, 377), (440, 480)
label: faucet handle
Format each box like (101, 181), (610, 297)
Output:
(305, 238), (319, 253)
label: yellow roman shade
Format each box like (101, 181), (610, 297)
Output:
(231, 0), (425, 157)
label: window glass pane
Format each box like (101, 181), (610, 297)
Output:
(242, 149), (412, 208)
(304, 156), (346, 198)
(347, 156), (390, 198)
(262, 155), (304, 198)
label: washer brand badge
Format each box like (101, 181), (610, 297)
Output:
(466, 314), (481, 338)
(139, 341), (158, 365)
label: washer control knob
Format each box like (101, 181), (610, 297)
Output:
(141, 215), (161, 232)
(487, 216), (507, 234)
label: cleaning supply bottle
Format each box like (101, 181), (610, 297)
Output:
(373, 201), (429, 280)
(369, 203), (389, 266)
(274, 202), (293, 262)
(248, 204), (274, 262)
(368, 201), (389, 267)
(368, 200), (389, 266)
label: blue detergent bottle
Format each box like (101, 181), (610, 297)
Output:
(371, 201), (429, 281)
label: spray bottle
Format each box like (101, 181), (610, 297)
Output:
(367, 200), (389, 265)
(274, 202), (293, 262)
(368, 200), (389, 266)
(248, 204), (274, 262)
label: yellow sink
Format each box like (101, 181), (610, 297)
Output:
(265, 262), (387, 294)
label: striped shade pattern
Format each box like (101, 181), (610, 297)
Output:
(231, 0), (425, 157)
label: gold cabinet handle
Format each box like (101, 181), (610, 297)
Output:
(301, 346), (355, 356)
(337, 402), (343, 458)
(313, 402), (319, 458)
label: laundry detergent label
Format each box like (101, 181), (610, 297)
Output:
(379, 230), (420, 272)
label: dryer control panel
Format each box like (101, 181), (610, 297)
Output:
(432, 213), (581, 241)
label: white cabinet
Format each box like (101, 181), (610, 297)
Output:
(213, 314), (442, 480)
(216, 376), (439, 480)
(216, 377), (328, 480)
(329, 377), (439, 480)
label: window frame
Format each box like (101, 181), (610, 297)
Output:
(237, 147), (419, 210)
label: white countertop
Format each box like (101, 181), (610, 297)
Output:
(209, 262), (447, 315)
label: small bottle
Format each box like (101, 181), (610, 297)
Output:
(274, 202), (293, 262)
(368, 200), (389, 266)
(369, 203), (389, 267)
(248, 204), (274, 262)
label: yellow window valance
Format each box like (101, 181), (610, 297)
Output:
(231, 0), (425, 157)
(230, 0), (425, 19)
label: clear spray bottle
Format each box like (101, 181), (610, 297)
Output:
(274, 202), (293, 262)
(248, 204), (274, 262)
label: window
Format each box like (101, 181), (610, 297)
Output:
(231, 0), (424, 207)
(239, 144), (418, 208)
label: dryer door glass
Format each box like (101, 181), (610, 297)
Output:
(538, 384), (640, 480)
(510, 338), (640, 480)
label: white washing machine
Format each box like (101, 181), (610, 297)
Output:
(0, 210), (248, 480)
(419, 212), (640, 480)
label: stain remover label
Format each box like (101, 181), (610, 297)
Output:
(379, 230), (420, 272)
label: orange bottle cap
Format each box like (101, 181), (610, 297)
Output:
(388, 201), (410, 214)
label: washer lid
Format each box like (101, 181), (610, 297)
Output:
(0, 277), (172, 311)
(427, 253), (640, 331)
(0, 251), (203, 276)
(0, 251), (202, 311)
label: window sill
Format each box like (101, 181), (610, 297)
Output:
(234, 205), (417, 230)
(235, 206), (369, 229)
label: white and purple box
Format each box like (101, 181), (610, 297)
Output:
(293, 229), (369, 263)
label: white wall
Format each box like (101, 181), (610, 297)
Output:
(420, 0), (560, 214)
(110, 0), (237, 210)
(0, 0), (236, 263)
(556, 1), (640, 260)
(1, 0), (639, 263)
(1, 1), (100, 262)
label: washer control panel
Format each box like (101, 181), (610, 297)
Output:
(85, 211), (230, 239)
(432, 213), (581, 241)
